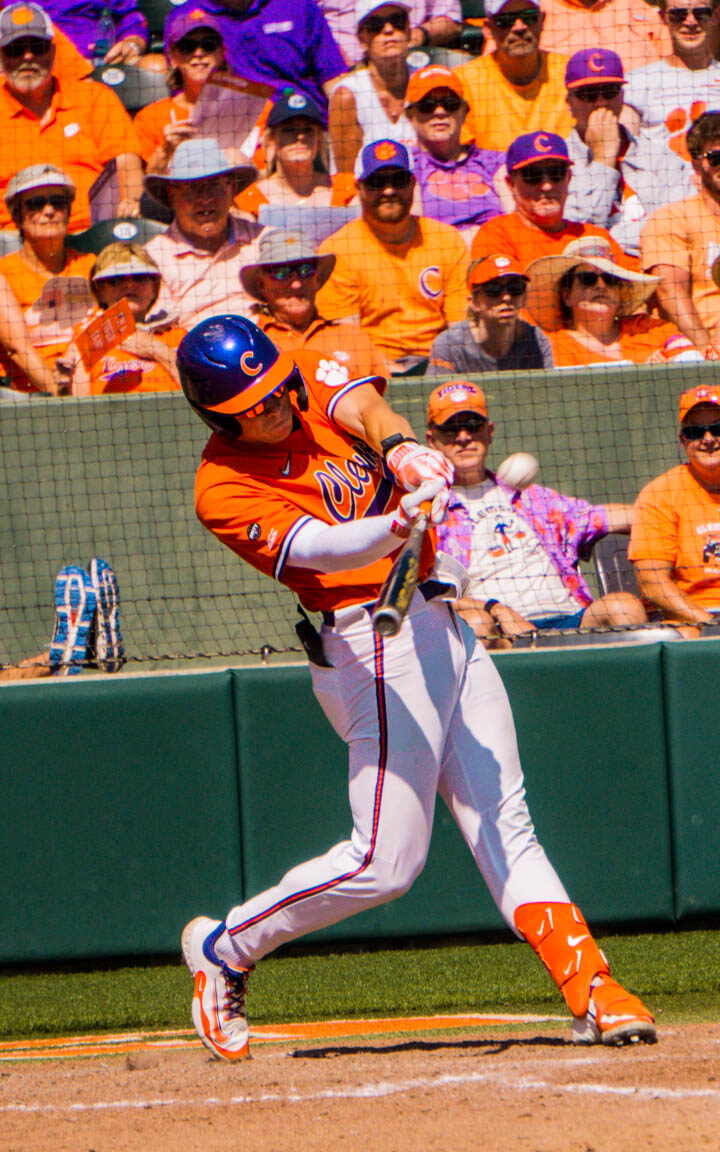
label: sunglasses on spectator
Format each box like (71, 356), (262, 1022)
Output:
(492, 8), (540, 29)
(265, 261), (318, 281)
(571, 269), (622, 287)
(412, 93), (464, 115)
(572, 83), (623, 102)
(434, 414), (488, 438)
(517, 163), (569, 185)
(174, 33), (223, 55)
(475, 276), (527, 299)
(665, 5), (714, 23)
(21, 194), (71, 213)
(361, 11), (409, 34)
(362, 169), (413, 190)
(2, 36), (51, 58)
(702, 148), (720, 166)
(680, 420), (720, 439)
(243, 384), (288, 419)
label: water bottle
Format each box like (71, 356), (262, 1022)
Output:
(92, 7), (116, 66)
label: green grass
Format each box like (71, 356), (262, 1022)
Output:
(1, 927), (719, 1040)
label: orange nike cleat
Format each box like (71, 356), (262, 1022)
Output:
(182, 916), (252, 1061)
(572, 976), (657, 1047)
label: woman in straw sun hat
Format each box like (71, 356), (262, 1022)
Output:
(525, 237), (702, 368)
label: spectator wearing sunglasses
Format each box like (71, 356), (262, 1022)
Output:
(525, 236), (700, 365)
(235, 91), (356, 220)
(640, 110), (720, 354)
(454, 0), (572, 153)
(482, 0), (670, 71)
(239, 227), (388, 378)
(630, 384), (720, 636)
(143, 137), (262, 328)
(328, 1), (417, 175)
(404, 64), (509, 239)
(162, 0), (345, 123)
(428, 253), (553, 374)
(135, 9), (234, 175)
(471, 130), (628, 269)
(316, 138), (469, 372)
(0, 163), (94, 394)
(426, 380), (645, 648)
(318, 0), (461, 67)
(0, 3), (144, 232)
(563, 49), (694, 258)
(623, 0), (720, 165)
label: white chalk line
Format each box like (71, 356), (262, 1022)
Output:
(3, 1067), (719, 1116)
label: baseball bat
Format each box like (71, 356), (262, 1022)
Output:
(372, 501), (432, 638)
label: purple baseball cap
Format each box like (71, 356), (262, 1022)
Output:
(506, 131), (570, 172)
(164, 6), (223, 54)
(565, 48), (625, 89)
(354, 138), (414, 181)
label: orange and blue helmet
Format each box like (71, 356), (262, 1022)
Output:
(177, 315), (307, 438)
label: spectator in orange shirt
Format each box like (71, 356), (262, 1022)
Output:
(471, 130), (632, 267)
(630, 383), (720, 636)
(0, 162), (94, 394)
(454, 0), (572, 153)
(235, 91), (356, 221)
(61, 243), (185, 395)
(240, 228), (389, 378)
(0, 3), (144, 232)
(525, 235), (701, 365)
(316, 138), (470, 372)
(134, 8), (232, 176)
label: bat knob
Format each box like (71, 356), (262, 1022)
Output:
(372, 607), (402, 637)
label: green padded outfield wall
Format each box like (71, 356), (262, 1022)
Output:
(0, 360), (707, 668)
(661, 640), (720, 919)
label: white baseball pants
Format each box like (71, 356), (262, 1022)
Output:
(221, 591), (569, 969)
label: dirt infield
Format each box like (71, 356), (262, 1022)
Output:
(2, 1017), (719, 1152)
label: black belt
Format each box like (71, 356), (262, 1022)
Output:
(321, 580), (453, 629)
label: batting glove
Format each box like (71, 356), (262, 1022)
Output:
(390, 477), (449, 536)
(385, 441), (454, 492)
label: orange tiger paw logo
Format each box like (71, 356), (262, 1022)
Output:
(666, 100), (707, 162)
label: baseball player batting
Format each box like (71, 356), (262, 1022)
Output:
(177, 316), (656, 1061)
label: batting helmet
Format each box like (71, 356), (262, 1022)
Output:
(177, 315), (307, 438)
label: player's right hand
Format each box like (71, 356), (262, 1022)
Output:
(385, 441), (454, 492)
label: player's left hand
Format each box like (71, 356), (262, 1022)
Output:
(397, 477), (450, 527)
(386, 442), (454, 492)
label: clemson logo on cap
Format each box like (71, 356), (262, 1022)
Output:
(288, 93), (307, 109)
(534, 133), (552, 153)
(374, 141), (398, 161)
(437, 382), (478, 399)
(493, 256), (511, 268)
(240, 351), (264, 377)
(189, 8), (209, 19)
(588, 52), (605, 72)
(11, 6), (35, 24)
(575, 239), (611, 259)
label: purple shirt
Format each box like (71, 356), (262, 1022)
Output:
(38, 0), (147, 60)
(165, 0), (346, 117)
(410, 143), (506, 231)
(437, 477), (609, 607)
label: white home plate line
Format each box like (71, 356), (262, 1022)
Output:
(2, 1069), (719, 1115)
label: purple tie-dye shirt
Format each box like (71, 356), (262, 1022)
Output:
(436, 475), (609, 607)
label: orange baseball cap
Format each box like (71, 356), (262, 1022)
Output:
(405, 64), (464, 106)
(427, 381), (488, 426)
(678, 384), (720, 424)
(468, 254), (528, 288)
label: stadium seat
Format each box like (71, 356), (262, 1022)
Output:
(68, 217), (167, 254)
(592, 532), (642, 598)
(0, 230), (21, 256)
(137, 0), (178, 52)
(90, 63), (170, 114)
(459, 0), (485, 54)
(428, 46), (475, 68)
(257, 203), (362, 246)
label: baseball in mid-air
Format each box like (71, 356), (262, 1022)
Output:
(496, 452), (539, 490)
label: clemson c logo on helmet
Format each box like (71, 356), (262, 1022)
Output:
(240, 351), (264, 376)
(534, 134), (552, 153)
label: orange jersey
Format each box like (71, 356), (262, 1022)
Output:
(88, 325), (184, 395)
(455, 52), (572, 153)
(471, 212), (632, 271)
(629, 463), (720, 611)
(548, 316), (697, 367)
(133, 96), (192, 164)
(195, 349), (436, 613)
(255, 312), (389, 379)
(234, 174), (357, 218)
(0, 248), (94, 392)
